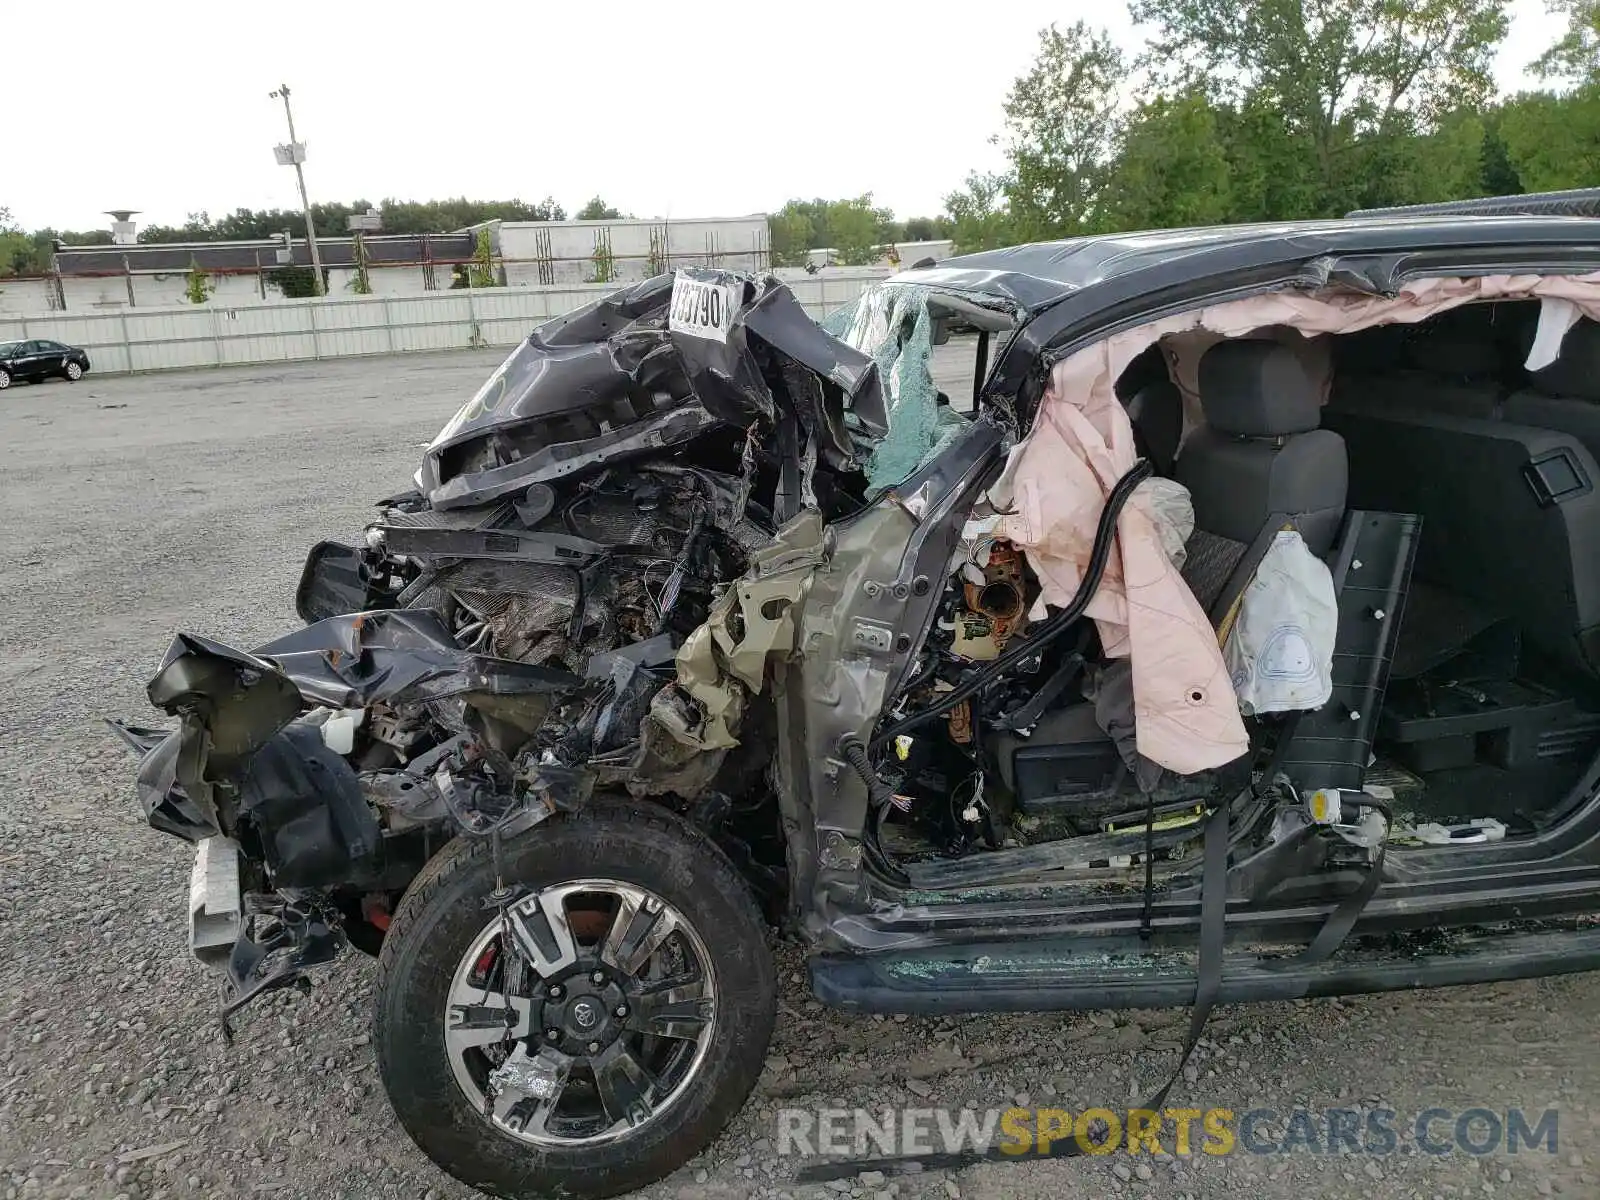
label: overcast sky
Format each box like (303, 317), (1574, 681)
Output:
(1, 0), (1568, 232)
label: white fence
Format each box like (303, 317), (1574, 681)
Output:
(0, 272), (890, 376)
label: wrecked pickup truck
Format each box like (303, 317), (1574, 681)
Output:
(120, 191), (1600, 1198)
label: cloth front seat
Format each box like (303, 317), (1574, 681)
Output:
(1125, 379), (1184, 476)
(1175, 339), (1348, 616)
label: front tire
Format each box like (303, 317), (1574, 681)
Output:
(0, 369), (10, 391)
(64, 361), (83, 381)
(374, 800), (776, 1200)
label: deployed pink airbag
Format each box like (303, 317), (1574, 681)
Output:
(991, 271), (1600, 776)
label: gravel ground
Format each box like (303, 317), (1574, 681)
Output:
(2, 348), (1599, 1200)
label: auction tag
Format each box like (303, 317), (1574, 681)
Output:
(669, 271), (742, 342)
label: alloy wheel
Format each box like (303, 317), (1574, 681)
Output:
(442, 878), (716, 1148)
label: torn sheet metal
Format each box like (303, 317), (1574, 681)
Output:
(673, 510), (827, 749)
(426, 401), (724, 510)
(767, 420), (1006, 932)
(139, 633), (306, 839)
(427, 275), (682, 457)
(251, 610), (581, 708)
(123, 266), (897, 856)
(677, 269), (889, 468)
(136, 613), (583, 843)
(418, 269), (888, 511)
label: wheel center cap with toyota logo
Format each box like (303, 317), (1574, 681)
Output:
(558, 991), (619, 1046)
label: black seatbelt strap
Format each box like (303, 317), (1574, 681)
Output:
(800, 760), (1250, 1181)
(1141, 710), (1303, 1110)
(1265, 841), (1386, 970)
(797, 720), (1391, 1182)
(1144, 713), (1394, 1112)
(995, 652), (1085, 732)
(1141, 786), (1232, 1110)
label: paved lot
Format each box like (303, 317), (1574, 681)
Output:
(2, 347), (1598, 1200)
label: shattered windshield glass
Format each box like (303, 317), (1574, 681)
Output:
(823, 282), (994, 490)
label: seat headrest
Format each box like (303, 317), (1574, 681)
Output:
(1198, 339), (1322, 437)
(1125, 379), (1183, 475)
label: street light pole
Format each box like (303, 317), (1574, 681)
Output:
(269, 84), (325, 296)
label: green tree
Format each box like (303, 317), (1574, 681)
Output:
(347, 234), (373, 294)
(467, 227), (501, 287)
(137, 197), (568, 243)
(769, 203), (816, 266)
(0, 207), (32, 276)
(1498, 84), (1600, 191)
(1100, 92), (1234, 231)
(766, 196), (896, 265)
(1478, 110), (1525, 195)
(1376, 109), (1492, 206)
(588, 234), (617, 283)
(828, 195), (893, 264)
(184, 257), (212, 304)
(1534, 0), (1600, 84)
(900, 215), (953, 242)
(1130, 0), (1511, 213)
(576, 196), (623, 220)
(1000, 21), (1126, 239)
(942, 172), (1015, 253)
(0, 234), (26, 276)
(266, 266), (323, 298)
(0, 220), (111, 275)
(1212, 96), (1326, 220)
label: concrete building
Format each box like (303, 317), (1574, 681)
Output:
(892, 239), (956, 265)
(0, 214), (945, 318)
(480, 215), (771, 287)
(807, 240), (957, 270)
(0, 277), (59, 315)
(38, 232), (478, 311)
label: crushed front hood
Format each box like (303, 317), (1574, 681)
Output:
(418, 270), (889, 511)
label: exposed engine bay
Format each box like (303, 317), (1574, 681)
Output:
(126, 266), (1600, 1033)
(111, 267), (1344, 1015)
(115, 269), (914, 1019)
(99, 201), (1600, 1200)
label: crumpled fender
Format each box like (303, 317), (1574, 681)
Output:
(127, 610), (583, 842)
(138, 633), (305, 839)
(671, 510), (827, 749)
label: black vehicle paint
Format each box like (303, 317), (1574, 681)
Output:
(0, 337), (90, 386)
(123, 243), (1600, 977)
(110, 229), (1600, 1197)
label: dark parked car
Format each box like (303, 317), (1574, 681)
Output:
(115, 187), (1600, 1198)
(0, 338), (90, 388)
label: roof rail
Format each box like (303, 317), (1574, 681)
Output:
(1346, 188), (1600, 219)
